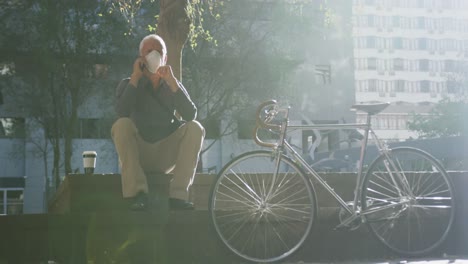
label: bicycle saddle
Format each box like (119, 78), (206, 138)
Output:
(350, 102), (390, 115)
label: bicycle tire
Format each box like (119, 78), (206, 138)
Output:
(209, 150), (317, 263)
(361, 147), (455, 256)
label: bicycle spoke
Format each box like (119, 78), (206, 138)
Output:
(362, 148), (455, 256)
(210, 151), (315, 263)
(216, 183), (259, 208)
(228, 170), (263, 203)
(369, 172), (401, 195)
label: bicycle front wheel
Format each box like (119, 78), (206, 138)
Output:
(361, 147), (455, 256)
(209, 150), (316, 263)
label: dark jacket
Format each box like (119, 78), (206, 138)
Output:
(115, 77), (197, 143)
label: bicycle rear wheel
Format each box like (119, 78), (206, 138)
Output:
(209, 150), (316, 263)
(361, 147), (455, 256)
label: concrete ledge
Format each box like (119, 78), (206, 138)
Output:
(48, 173), (172, 214)
(0, 172), (466, 263)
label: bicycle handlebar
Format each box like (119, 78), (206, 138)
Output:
(253, 100), (281, 148)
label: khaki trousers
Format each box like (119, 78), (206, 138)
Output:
(111, 118), (205, 200)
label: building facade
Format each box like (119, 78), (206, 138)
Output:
(352, 0), (468, 140)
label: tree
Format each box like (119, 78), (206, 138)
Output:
(182, 0), (308, 148)
(408, 62), (468, 139)
(0, 0), (133, 191)
(108, 0), (335, 158)
(408, 98), (468, 138)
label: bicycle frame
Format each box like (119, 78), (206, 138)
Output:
(264, 106), (396, 227)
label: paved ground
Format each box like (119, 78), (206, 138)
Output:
(285, 256), (468, 264)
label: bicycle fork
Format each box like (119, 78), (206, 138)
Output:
(264, 113), (289, 203)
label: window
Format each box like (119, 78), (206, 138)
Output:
(0, 118), (25, 138)
(0, 188), (24, 215)
(379, 117), (387, 129)
(418, 38), (427, 49)
(368, 15), (375, 27)
(371, 116), (378, 128)
(417, 0), (425, 8)
(419, 59), (429, 71)
(399, 118), (407, 129)
(388, 115), (397, 129)
(417, 17), (425, 29)
(367, 37), (376, 48)
(393, 38), (403, 49)
(356, 80), (367, 92)
(400, 17), (409, 28)
(392, 16), (400, 27)
(441, 0), (452, 9)
(420, 81), (430, 93)
(376, 37), (385, 49)
(46, 118), (112, 139)
(74, 118), (113, 139)
(203, 119), (220, 139)
(394, 58), (404, 70)
(302, 128), (316, 156)
(441, 39), (456, 51)
(444, 60), (457, 72)
(428, 60), (438, 72)
(427, 39), (437, 50)
(367, 58), (377, 70)
(237, 119), (255, 139)
(395, 80), (405, 92)
(355, 58), (366, 70)
(377, 80), (388, 92)
(369, 79), (377, 92)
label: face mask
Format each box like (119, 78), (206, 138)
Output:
(145, 50), (163, 73)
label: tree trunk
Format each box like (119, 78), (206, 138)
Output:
(64, 78), (80, 175)
(52, 139), (60, 190)
(157, 0), (191, 81)
(64, 108), (76, 175)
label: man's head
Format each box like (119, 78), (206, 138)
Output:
(139, 34), (167, 73)
(139, 34), (167, 58)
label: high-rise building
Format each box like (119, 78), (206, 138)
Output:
(352, 0), (468, 140)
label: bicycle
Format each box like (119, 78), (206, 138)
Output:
(209, 100), (455, 263)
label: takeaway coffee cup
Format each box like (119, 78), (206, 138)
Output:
(83, 151), (97, 174)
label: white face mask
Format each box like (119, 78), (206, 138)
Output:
(145, 50), (163, 73)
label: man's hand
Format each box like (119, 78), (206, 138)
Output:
(129, 57), (146, 87)
(157, 65), (179, 92)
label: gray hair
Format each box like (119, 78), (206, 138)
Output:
(139, 34), (167, 56)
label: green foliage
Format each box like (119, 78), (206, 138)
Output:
(408, 61), (468, 139)
(185, 0), (224, 48)
(408, 98), (468, 138)
(103, 0), (223, 47)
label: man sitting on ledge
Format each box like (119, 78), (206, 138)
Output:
(111, 34), (205, 211)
